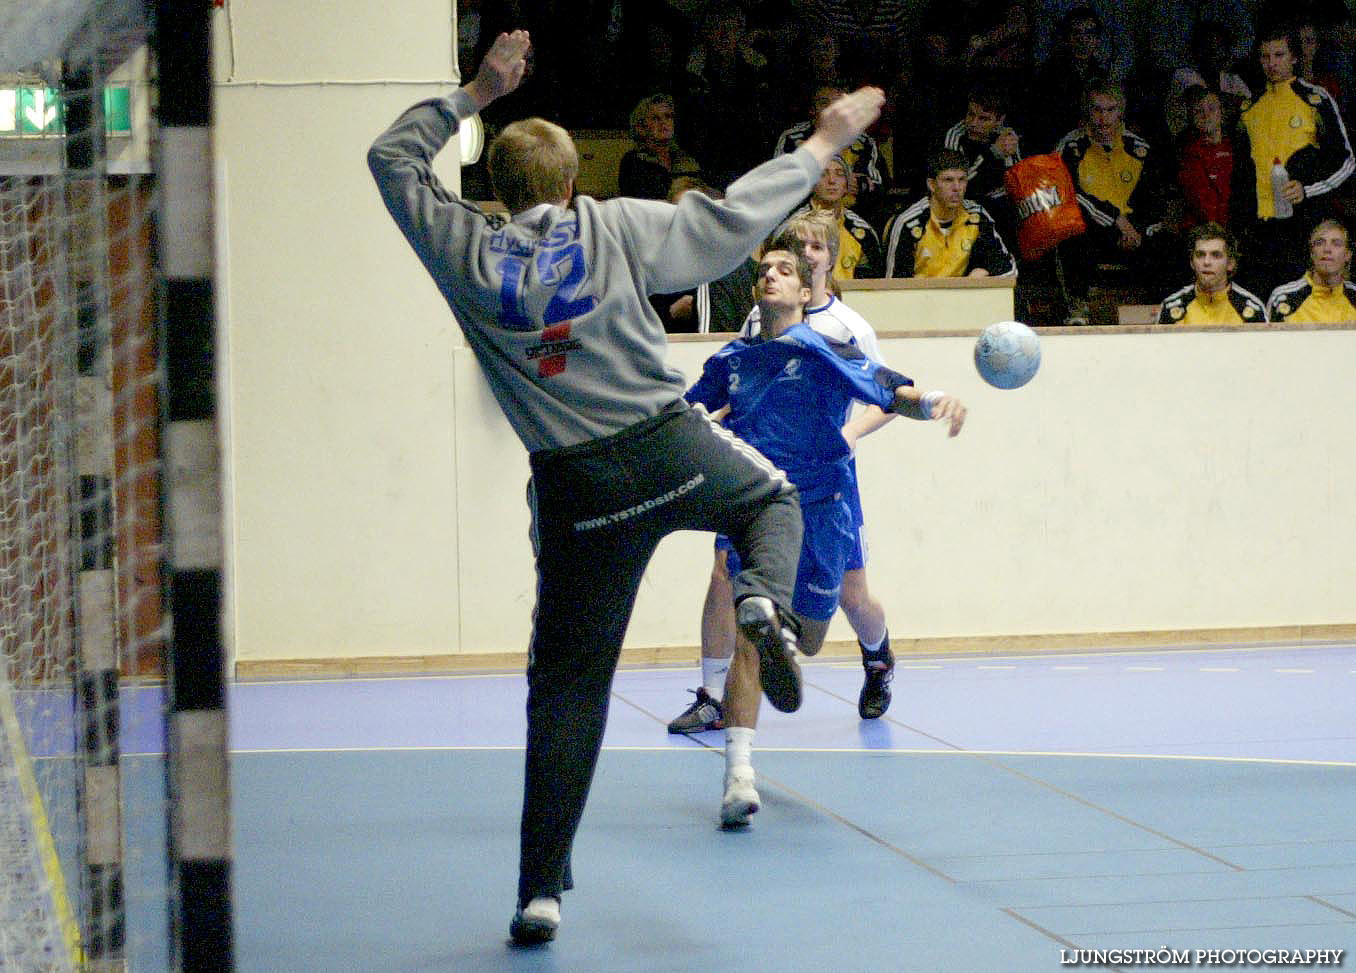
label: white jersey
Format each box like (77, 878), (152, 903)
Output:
(738, 295), (884, 364)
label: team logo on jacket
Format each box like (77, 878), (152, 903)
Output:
(1290, 115), (1304, 128)
(782, 358), (802, 380)
(526, 322), (582, 378)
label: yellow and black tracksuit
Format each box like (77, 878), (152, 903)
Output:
(881, 197), (1017, 278)
(1056, 126), (1166, 299)
(1157, 282), (1268, 325)
(1058, 127), (1161, 237)
(1266, 272), (1356, 322)
(1233, 78), (1354, 221)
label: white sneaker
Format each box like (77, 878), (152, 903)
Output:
(509, 896), (560, 945)
(721, 767), (760, 828)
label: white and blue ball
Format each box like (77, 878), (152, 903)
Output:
(974, 320), (1041, 390)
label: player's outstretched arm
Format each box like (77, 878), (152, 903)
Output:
(800, 87), (886, 170)
(462, 30), (531, 111)
(892, 387), (966, 438)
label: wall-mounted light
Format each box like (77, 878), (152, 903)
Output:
(458, 112), (483, 166)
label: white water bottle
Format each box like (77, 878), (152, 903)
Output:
(1271, 157), (1294, 219)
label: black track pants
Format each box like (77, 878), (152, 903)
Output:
(516, 402), (801, 906)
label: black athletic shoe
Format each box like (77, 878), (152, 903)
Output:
(736, 596), (802, 713)
(858, 638), (894, 720)
(667, 687), (725, 734)
(509, 897), (559, 946)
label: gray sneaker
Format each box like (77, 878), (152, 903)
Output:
(736, 596), (802, 713)
(667, 687), (724, 734)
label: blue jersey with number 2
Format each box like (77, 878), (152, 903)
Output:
(686, 323), (913, 502)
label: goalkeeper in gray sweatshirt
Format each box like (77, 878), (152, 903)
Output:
(368, 29), (884, 946)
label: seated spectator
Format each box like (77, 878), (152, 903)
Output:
(1231, 25), (1355, 296)
(654, 178), (759, 334)
(916, 0), (1031, 127)
(678, 5), (776, 190)
(1295, 15), (1344, 105)
(1165, 20), (1251, 137)
(775, 84), (887, 212)
(1031, 0), (1134, 83)
(801, 155), (883, 280)
(1057, 81), (1168, 322)
(617, 94), (703, 201)
(1267, 218), (1356, 321)
(1024, 6), (1112, 152)
(882, 148), (1017, 278)
(793, 0), (912, 90)
(1147, 0), (1254, 90)
(1177, 86), (1239, 229)
(1158, 222), (1268, 324)
(940, 81), (1022, 236)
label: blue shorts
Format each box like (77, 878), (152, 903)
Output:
(843, 459), (867, 572)
(718, 491), (858, 622)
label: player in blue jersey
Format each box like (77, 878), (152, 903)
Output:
(668, 209), (906, 740)
(687, 236), (967, 826)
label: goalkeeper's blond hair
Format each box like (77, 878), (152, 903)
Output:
(488, 118), (578, 214)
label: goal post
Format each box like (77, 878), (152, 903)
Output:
(1, 1), (233, 969)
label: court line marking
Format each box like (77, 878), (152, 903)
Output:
(605, 694), (961, 883)
(1011, 890), (1356, 910)
(0, 681), (85, 968)
(1308, 895), (1356, 920)
(1001, 909), (1096, 966)
(805, 683), (1251, 872)
(223, 640), (1356, 688)
(219, 746), (1356, 769)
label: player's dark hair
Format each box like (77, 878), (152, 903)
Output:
(1257, 25), (1301, 61)
(1083, 80), (1125, 116)
(1187, 221), (1239, 263)
(927, 148), (971, 182)
(763, 231), (814, 290)
(1059, 5), (1103, 44)
(968, 81), (1008, 117)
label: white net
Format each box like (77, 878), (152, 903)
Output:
(1, 3), (168, 969)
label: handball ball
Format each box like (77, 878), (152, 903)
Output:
(974, 320), (1041, 390)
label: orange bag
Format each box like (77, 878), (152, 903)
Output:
(1004, 153), (1086, 261)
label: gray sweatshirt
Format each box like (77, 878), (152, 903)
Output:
(368, 89), (821, 452)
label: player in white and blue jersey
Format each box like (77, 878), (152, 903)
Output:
(688, 237), (967, 826)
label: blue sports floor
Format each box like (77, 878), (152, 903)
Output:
(126, 641), (1356, 971)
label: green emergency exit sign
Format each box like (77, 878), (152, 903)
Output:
(0, 86), (133, 137)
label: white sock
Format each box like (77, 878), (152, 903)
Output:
(701, 655), (731, 698)
(725, 726), (755, 774)
(860, 630), (887, 655)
